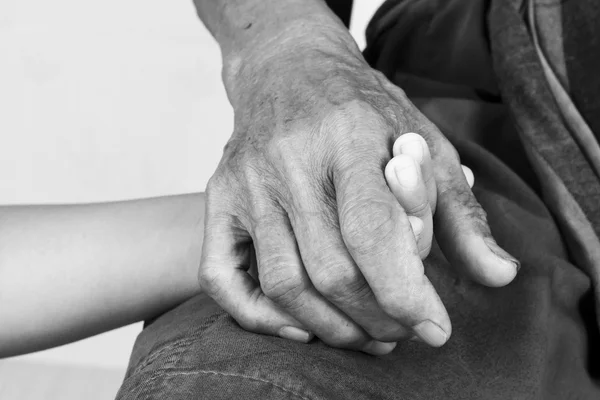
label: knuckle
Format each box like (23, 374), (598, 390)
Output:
(265, 137), (312, 186)
(334, 149), (386, 181)
(205, 173), (243, 217)
(243, 181), (284, 227)
(341, 198), (396, 255)
(467, 197), (488, 220)
(259, 261), (306, 309)
(325, 100), (389, 139)
(253, 212), (287, 239)
(313, 264), (370, 303)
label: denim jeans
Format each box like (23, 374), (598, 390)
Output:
(117, 1), (600, 398)
(116, 151), (600, 399)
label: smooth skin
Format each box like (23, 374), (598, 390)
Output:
(0, 194), (205, 357)
(193, 0), (519, 354)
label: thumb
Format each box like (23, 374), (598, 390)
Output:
(433, 154), (519, 287)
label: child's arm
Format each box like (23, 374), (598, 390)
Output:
(0, 193), (205, 358)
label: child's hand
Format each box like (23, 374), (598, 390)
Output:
(385, 133), (474, 259)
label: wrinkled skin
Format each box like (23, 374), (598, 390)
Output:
(199, 35), (519, 354)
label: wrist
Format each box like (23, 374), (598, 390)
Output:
(222, 19), (364, 105)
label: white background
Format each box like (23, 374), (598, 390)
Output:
(1, 0), (383, 373)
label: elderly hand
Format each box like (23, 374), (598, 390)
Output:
(198, 27), (518, 355)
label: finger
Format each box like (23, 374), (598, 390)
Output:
(433, 150), (519, 287)
(335, 155), (451, 347)
(252, 209), (399, 355)
(198, 206), (311, 343)
(385, 154), (433, 258)
(287, 189), (412, 349)
(393, 133), (437, 213)
(462, 165), (474, 188)
(408, 216), (424, 239)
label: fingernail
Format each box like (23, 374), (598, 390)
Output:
(412, 320), (448, 347)
(408, 216), (424, 238)
(399, 140), (425, 163)
(461, 165), (475, 188)
(362, 340), (397, 356)
(484, 239), (520, 272)
(394, 157), (419, 188)
(279, 326), (313, 343)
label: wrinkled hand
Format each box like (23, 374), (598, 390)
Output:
(199, 35), (519, 354)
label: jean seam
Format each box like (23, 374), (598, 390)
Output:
(130, 311), (224, 377)
(132, 369), (315, 400)
(131, 335), (200, 376)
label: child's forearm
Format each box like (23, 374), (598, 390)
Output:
(0, 193), (205, 358)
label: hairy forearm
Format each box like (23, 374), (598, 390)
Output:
(0, 193), (204, 358)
